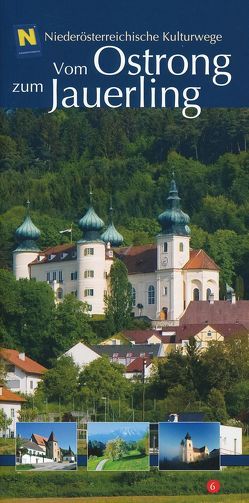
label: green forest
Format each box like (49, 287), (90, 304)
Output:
(0, 107), (249, 295)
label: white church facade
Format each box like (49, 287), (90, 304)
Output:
(12, 178), (219, 322)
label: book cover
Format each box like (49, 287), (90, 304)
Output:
(0, 0), (249, 501)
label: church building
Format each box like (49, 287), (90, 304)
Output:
(12, 178), (219, 322)
(180, 432), (209, 463)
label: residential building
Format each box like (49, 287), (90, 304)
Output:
(0, 348), (47, 395)
(0, 386), (26, 437)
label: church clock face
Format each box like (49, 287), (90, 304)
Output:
(161, 257), (168, 267)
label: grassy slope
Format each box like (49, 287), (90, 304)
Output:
(1, 466), (249, 497)
(0, 439), (15, 455)
(87, 455), (106, 471)
(103, 451), (149, 471)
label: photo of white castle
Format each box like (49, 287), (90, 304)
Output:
(12, 177), (219, 322)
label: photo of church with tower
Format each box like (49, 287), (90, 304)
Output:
(159, 422), (220, 471)
(16, 422), (77, 470)
(12, 176), (219, 322)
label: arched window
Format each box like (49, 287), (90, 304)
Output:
(132, 287), (136, 307)
(179, 242), (184, 252)
(148, 285), (155, 305)
(206, 288), (212, 300)
(193, 288), (200, 301)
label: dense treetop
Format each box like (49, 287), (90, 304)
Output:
(0, 108), (249, 294)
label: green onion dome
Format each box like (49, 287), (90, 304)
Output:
(101, 222), (124, 247)
(15, 215), (41, 242)
(158, 177), (190, 236)
(78, 206), (104, 232)
(14, 202), (41, 252)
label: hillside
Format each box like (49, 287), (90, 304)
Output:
(0, 108), (249, 295)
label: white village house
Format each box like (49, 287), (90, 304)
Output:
(62, 341), (161, 380)
(0, 386), (26, 438)
(0, 348), (47, 395)
(12, 178), (219, 322)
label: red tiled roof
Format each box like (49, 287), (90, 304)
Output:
(0, 348), (47, 375)
(173, 323), (248, 343)
(180, 300), (249, 329)
(116, 246), (218, 274)
(32, 433), (48, 446)
(0, 387), (26, 403)
(29, 243), (76, 265)
(123, 330), (163, 344)
(115, 244), (157, 274)
(126, 356), (152, 373)
(183, 249), (219, 271)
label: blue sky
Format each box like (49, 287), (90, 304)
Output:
(88, 421), (149, 437)
(159, 422), (220, 461)
(16, 422), (77, 451)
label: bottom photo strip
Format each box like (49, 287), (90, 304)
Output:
(15, 421), (222, 471)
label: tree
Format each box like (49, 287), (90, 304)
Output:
(207, 388), (228, 423)
(19, 407), (38, 422)
(225, 380), (249, 418)
(104, 437), (128, 460)
(17, 278), (55, 365)
(0, 269), (23, 344)
(185, 338), (203, 395)
(165, 384), (197, 414)
(78, 356), (131, 402)
(199, 342), (232, 396)
(39, 356), (79, 404)
(54, 294), (95, 354)
(137, 431), (149, 455)
(104, 259), (133, 334)
(0, 359), (7, 386)
(152, 350), (189, 398)
(0, 409), (12, 432)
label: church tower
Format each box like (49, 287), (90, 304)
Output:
(47, 431), (60, 461)
(182, 432), (194, 463)
(77, 191), (107, 314)
(156, 175), (190, 321)
(13, 201), (41, 280)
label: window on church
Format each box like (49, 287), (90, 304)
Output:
(148, 285), (155, 305)
(163, 287), (168, 296)
(193, 288), (200, 301)
(206, 288), (212, 300)
(132, 287), (136, 307)
(84, 248), (94, 256)
(179, 242), (184, 252)
(163, 242), (168, 253)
